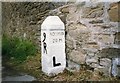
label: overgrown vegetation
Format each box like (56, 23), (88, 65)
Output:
(2, 35), (37, 63)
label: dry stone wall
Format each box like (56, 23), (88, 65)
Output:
(50, 2), (120, 76)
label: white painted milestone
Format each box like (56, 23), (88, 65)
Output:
(41, 16), (66, 76)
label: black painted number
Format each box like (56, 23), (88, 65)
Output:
(43, 33), (47, 54)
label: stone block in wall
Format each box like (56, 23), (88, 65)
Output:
(86, 56), (99, 68)
(69, 5), (77, 14)
(90, 63), (100, 68)
(66, 60), (81, 72)
(93, 24), (112, 29)
(69, 31), (90, 45)
(97, 48), (120, 59)
(59, 5), (69, 13)
(66, 13), (80, 23)
(89, 19), (103, 24)
(68, 23), (90, 41)
(93, 68), (103, 78)
(98, 58), (112, 76)
(114, 32), (120, 44)
(67, 23), (80, 30)
(95, 67), (111, 76)
(82, 3), (104, 18)
(96, 34), (114, 46)
(83, 42), (100, 53)
(100, 58), (111, 67)
(108, 2), (120, 22)
(69, 48), (86, 64)
(66, 38), (74, 50)
(59, 14), (67, 24)
(86, 58), (98, 64)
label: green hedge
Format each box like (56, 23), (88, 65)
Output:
(2, 35), (37, 62)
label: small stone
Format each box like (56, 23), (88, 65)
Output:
(68, 24), (90, 42)
(114, 32), (120, 45)
(66, 60), (80, 72)
(86, 58), (98, 65)
(67, 23), (78, 30)
(100, 58), (111, 67)
(97, 34), (114, 45)
(111, 58), (120, 77)
(66, 13), (80, 23)
(82, 7), (103, 18)
(109, 2), (120, 22)
(59, 14), (67, 24)
(83, 43), (100, 53)
(59, 5), (69, 13)
(66, 38), (74, 49)
(90, 63), (100, 68)
(93, 24), (112, 29)
(69, 48), (86, 64)
(98, 58), (112, 76)
(94, 68), (104, 76)
(97, 48), (120, 59)
(89, 20), (103, 24)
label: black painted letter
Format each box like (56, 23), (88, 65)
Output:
(53, 56), (61, 67)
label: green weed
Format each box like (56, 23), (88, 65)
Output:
(2, 35), (37, 62)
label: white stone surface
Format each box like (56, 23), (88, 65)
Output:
(112, 58), (120, 77)
(41, 16), (64, 29)
(41, 16), (66, 76)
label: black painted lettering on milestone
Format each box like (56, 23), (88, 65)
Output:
(43, 33), (46, 42)
(43, 42), (47, 54)
(59, 39), (62, 42)
(53, 56), (61, 67)
(43, 33), (47, 54)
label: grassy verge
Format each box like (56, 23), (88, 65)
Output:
(2, 35), (37, 63)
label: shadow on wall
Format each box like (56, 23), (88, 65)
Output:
(97, 48), (120, 59)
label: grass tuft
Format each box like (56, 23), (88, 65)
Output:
(2, 35), (37, 63)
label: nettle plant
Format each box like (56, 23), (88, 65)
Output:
(2, 35), (37, 62)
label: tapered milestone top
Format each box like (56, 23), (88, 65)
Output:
(41, 16), (64, 30)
